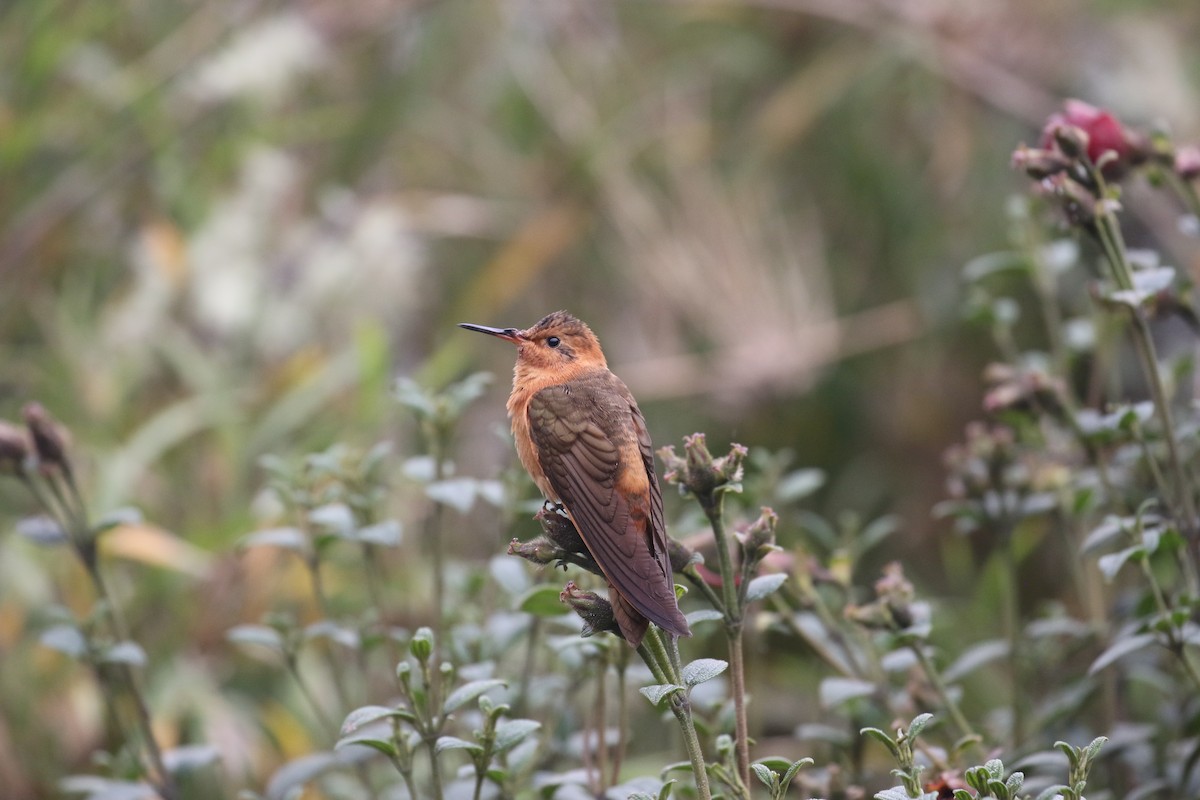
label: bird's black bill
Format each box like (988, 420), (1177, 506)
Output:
(458, 323), (523, 343)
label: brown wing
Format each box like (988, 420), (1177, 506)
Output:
(528, 375), (690, 640)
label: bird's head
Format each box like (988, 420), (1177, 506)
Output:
(459, 310), (608, 380)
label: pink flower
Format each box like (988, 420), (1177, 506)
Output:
(1040, 99), (1143, 175)
(1176, 145), (1200, 181)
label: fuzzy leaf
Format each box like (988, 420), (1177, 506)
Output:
(240, 527), (307, 553)
(1097, 545), (1143, 580)
(943, 639), (1009, 683)
(100, 641), (147, 667)
(776, 469), (825, 502)
(40, 625), (88, 658)
(494, 719), (540, 753)
(304, 621), (360, 650)
(685, 609), (725, 626)
(308, 503), (356, 536)
(681, 658), (728, 687)
(907, 713), (934, 740)
(16, 515), (69, 546)
(518, 585), (571, 617)
(339, 705), (406, 736)
(163, 744), (219, 773)
(751, 762), (777, 788)
(354, 520), (402, 547)
(860, 727), (899, 759)
(57, 777), (157, 800)
(443, 679), (506, 713)
(335, 737), (397, 757)
(819, 676), (876, 708)
(639, 683), (684, 708)
(744, 573), (788, 603)
(226, 625), (286, 653)
(435, 736), (483, 755)
(425, 478), (479, 513)
(1089, 632), (1157, 674)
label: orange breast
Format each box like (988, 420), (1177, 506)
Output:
(507, 385), (555, 499)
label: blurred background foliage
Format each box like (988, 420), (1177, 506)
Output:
(2, 0), (1199, 796)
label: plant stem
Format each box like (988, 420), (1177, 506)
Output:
(698, 491), (750, 788)
(611, 648), (629, 787)
(595, 660), (609, 793)
(426, 737), (446, 800)
(669, 693), (712, 800)
(908, 643), (980, 751)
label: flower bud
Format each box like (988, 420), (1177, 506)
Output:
(559, 581), (620, 638)
(22, 403), (72, 477)
(659, 434), (747, 499)
(535, 505), (586, 553)
(0, 421), (31, 476)
(1050, 124), (1090, 161)
(1011, 146), (1070, 180)
(409, 626), (434, 662)
(1176, 145), (1200, 181)
(507, 536), (562, 566)
(667, 537), (700, 574)
(737, 507), (780, 565)
(1040, 99), (1149, 178)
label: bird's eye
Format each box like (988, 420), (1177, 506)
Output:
(547, 336), (561, 348)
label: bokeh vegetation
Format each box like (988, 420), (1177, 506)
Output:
(3, 1), (1200, 798)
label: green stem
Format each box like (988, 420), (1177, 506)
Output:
(908, 643), (980, 752)
(669, 693), (712, 800)
(612, 650), (629, 786)
(1001, 535), (1023, 748)
(426, 737), (446, 800)
(699, 491), (750, 789)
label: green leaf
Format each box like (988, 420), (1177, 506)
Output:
(443, 679), (506, 713)
(40, 625), (88, 659)
(1096, 545), (1143, 580)
(857, 515), (899, 554)
(435, 736), (484, 755)
(1082, 735), (1108, 763)
(162, 744), (219, 773)
(860, 727), (900, 759)
(775, 469), (825, 502)
(58, 776), (157, 799)
(354, 520), (402, 547)
(907, 713), (934, 740)
(942, 639), (1009, 683)
(781, 758), (814, 788)
(304, 621), (360, 650)
(819, 677), (876, 709)
(1034, 786), (1070, 800)
(93, 506), (144, 534)
(425, 478), (479, 513)
(1089, 632), (1157, 674)
(751, 762), (777, 788)
(339, 705), (407, 736)
(100, 641), (147, 667)
(240, 527), (307, 553)
(518, 585), (571, 617)
(227, 625), (286, 654)
(744, 573), (788, 603)
(308, 503), (355, 536)
(753, 757), (793, 773)
(681, 658), (728, 687)
(639, 683), (684, 708)
(685, 609), (724, 626)
(962, 250), (1024, 281)
(494, 719), (540, 753)
(16, 515), (69, 546)
(335, 737), (398, 757)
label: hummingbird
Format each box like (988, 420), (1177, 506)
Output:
(460, 311), (691, 647)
